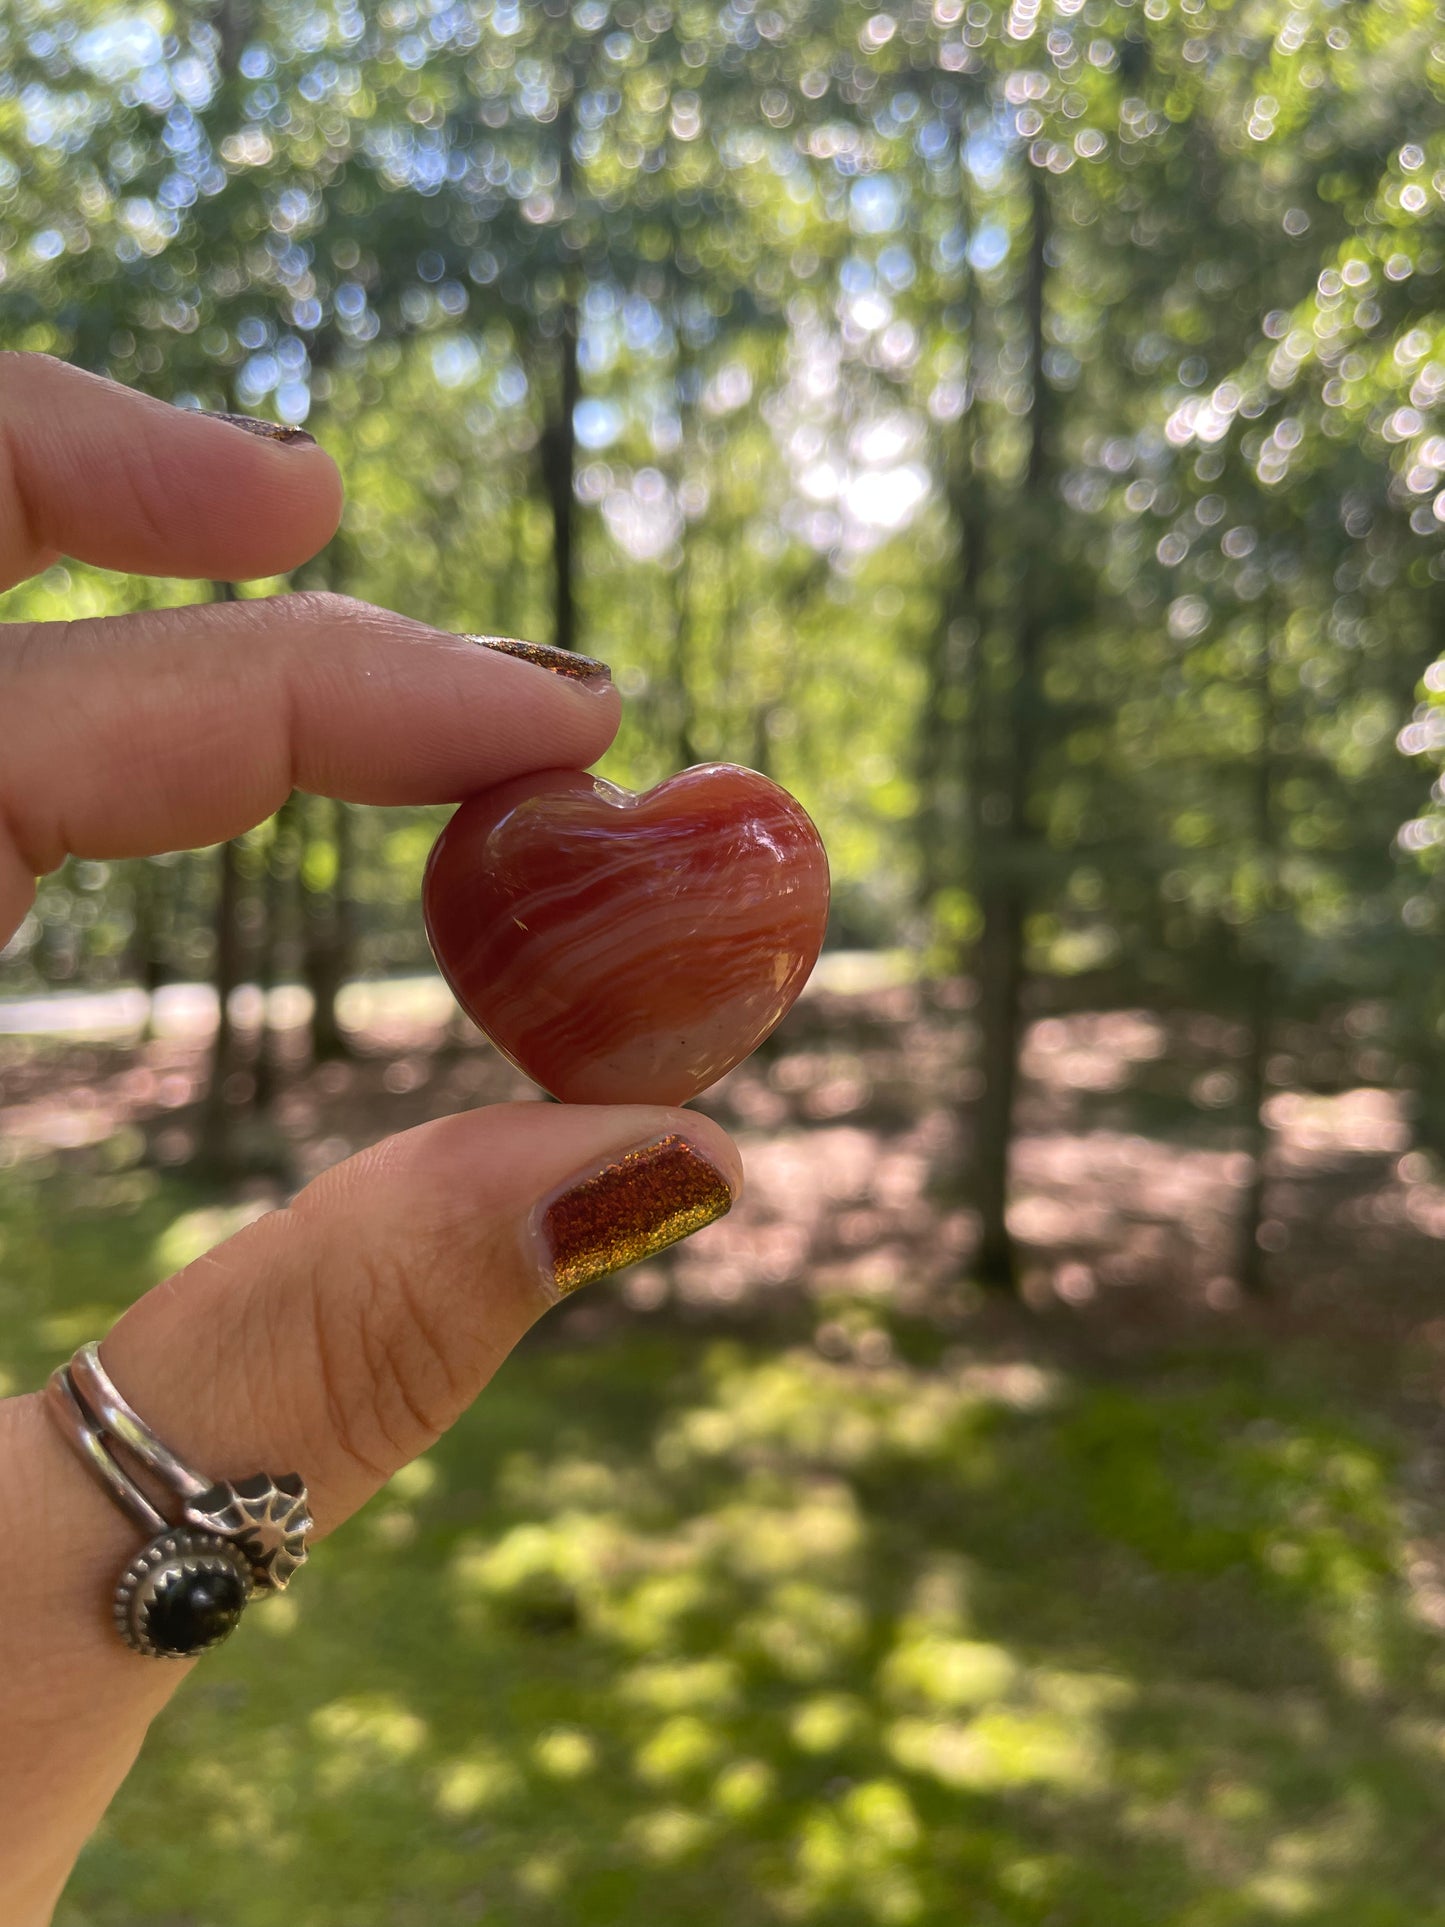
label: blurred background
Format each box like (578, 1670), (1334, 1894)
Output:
(3, 0), (1445, 1920)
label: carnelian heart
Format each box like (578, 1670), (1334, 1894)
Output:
(423, 763), (830, 1105)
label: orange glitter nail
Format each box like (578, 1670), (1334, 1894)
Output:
(536, 1135), (735, 1295)
(462, 633), (611, 683)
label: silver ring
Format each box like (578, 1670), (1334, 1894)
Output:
(46, 1342), (312, 1659)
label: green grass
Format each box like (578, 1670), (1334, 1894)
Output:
(4, 1163), (1445, 1926)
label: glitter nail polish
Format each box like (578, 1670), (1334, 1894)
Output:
(534, 1134), (735, 1296)
(463, 633), (611, 684)
(202, 412), (318, 447)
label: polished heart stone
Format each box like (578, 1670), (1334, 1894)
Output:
(423, 763), (829, 1105)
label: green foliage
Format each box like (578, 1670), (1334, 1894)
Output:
(0, 0), (1440, 1085)
(6, 7), (1445, 1905)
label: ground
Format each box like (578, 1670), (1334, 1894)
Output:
(3, 970), (1445, 1925)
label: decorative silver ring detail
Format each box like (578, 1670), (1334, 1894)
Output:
(45, 1342), (312, 1659)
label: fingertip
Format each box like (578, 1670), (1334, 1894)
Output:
(0, 356), (347, 583)
(398, 630), (623, 791)
(560, 671), (624, 762)
(655, 1106), (745, 1200)
(173, 410), (345, 573)
(450, 631), (622, 726)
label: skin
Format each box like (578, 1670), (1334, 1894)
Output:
(0, 354), (742, 1926)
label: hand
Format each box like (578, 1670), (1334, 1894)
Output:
(0, 356), (741, 1926)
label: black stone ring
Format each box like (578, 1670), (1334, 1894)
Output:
(45, 1342), (312, 1659)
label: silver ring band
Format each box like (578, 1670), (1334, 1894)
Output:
(45, 1341), (312, 1659)
(46, 1362), (170, 1538)
(67, 1341), (212, 1505)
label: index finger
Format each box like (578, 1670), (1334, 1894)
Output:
(0, 354), (342, 589)
(0, 597), (619, 943)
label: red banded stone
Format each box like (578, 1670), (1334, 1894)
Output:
(423, 763), (830, 1105)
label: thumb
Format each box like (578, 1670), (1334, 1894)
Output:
(0, 1103), (739, 1920)
(99, 1101), (740, 1533)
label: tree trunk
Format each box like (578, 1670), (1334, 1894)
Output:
(198, 832), (246, 1166)
(128, 857), (169, 1042)
(718, 530), (744, 754)
(921, 122), (990, 913)
(971, 167), (1052, 1295)
(749, 703), (777, 781)
(214, 0), (255, 77)
(1417, 1025), (1445, 1162)
(669, 329), (700, 768)
(540, 54), (580, 657)
(197, 583), (249, 1167)
(1236, 953), (1274, 1294)
(495, 482), (531, 640)
(252, 795), (302, 1112)
(915, 622), (953, 911)
(549, 294), (580, 657)
(302, 795), (355, 1063)
(1236, 606), (1279, 1295)
(670, 539), (700, 769)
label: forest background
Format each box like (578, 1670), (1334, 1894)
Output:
(3, 1), (1445, 1921)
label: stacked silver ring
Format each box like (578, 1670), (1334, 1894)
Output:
(47, 1343), (312, 1659)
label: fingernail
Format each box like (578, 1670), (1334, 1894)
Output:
(533, 1134), (734, 1296)
(463, 633), (611, 685)
(202, 412), (318, 448)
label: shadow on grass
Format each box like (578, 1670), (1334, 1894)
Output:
(5, 1165), (1444, 1927)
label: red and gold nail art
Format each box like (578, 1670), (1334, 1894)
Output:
(535, 1135), (734, 1295)
(463, 633), (611, 684)
(202, 412), (317, 446)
